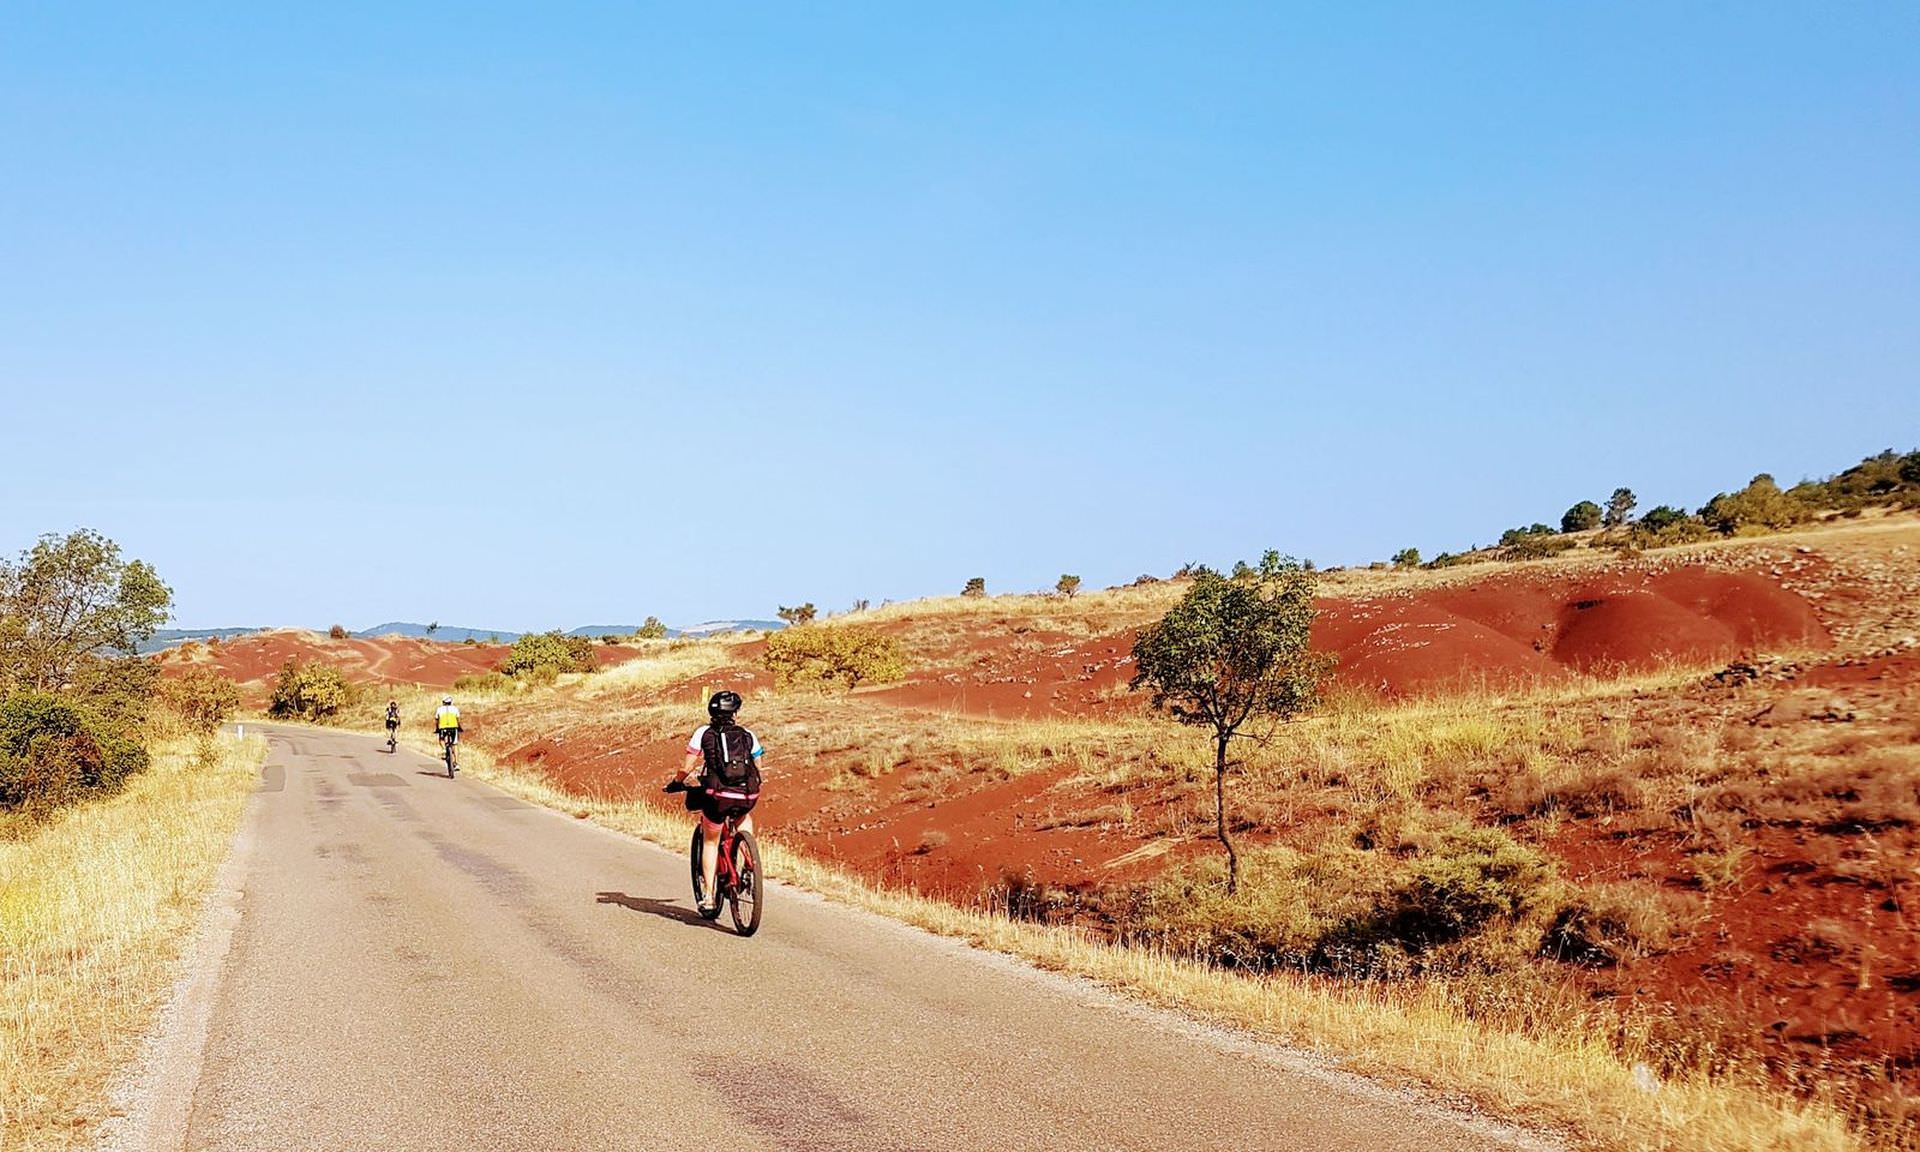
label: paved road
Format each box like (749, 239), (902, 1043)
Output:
(119, 726), (1540, 1151)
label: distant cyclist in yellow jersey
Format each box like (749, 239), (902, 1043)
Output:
(434, 696), (460, 747)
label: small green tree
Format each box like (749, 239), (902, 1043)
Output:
(1560, 501), (1603, 532)
(961, 577), (987, 598)
(0, 529), (172, 697)
(1130, 552), (1333, 893)
(1391, 548), (1421, 569)
(636, 616), (668, 640)
(1056, 574), (1082, 599)
(500, 631), (598, 677)
(268, 659), (353, 721)
(1638, 505), (1689, 533)
(1603, 488), (1637, 528)
(1699, 474), (1811, 535)
(161, 668), (243, 736)
(777, 603), (818, 626)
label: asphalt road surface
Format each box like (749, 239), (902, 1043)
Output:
(111, 725), (1545, 1151)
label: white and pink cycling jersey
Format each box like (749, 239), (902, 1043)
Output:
(686, 725), (764, 761)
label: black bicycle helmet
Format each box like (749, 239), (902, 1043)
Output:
(708, 690), (742, 721)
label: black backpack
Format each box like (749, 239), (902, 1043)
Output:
(701, 723), (761, 792)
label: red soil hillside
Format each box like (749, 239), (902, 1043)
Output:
(1320, 565), (1831, 695)
(857, 563), (1832, 717)
(156, 630), (649, 696)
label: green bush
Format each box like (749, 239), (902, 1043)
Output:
(961, 577), (987, 598)
(1391, 548), (1421, 569)
(452, 671), (515, 695)
(777, 603), (817, 626)
(1560, 501), (1602, 532)
(763, 625), (907, 691)
(267, 659), (355, 721)
(636, 616), (668, 640)
(0, 692), (148, 812)
(160, 668), (242, 736)
(499, 631), (598, 677)
(1375, 827), (1555, 949)
(1119, 823), (1559, 977)
(1498, 534), (1579, 561)
(1056, 574), (1082, 598)
(1700, 474), (1812, 535)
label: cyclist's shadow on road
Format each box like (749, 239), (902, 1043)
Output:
(596, 891), (725, 931)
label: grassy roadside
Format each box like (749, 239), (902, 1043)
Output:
(387, 731), (1864, 1152)
(0, 728), (264, 1151)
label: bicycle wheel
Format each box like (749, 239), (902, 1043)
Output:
(728, 830), (763, 937)
(444, 739), (456, 777)
(690, 826), (720, 920)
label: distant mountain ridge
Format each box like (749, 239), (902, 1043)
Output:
(139, 618), (785, 652)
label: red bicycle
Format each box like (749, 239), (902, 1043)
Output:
(689, 810), (762, 936)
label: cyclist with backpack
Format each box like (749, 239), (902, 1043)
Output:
(678, 691), (764, 915)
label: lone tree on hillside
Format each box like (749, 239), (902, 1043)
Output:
(1561, 501), (1603, 533)
(636, 616), (668, 640)
(1603, 488), (1638, 528)
(777, 603), (817, 626)
(1391, 547), (1421, 569)
(961, 577), (987, 598)
(1130, 551), (1333, 894)
(328, 624), (348, 640)
(426, 621), (440, 637)
(1056, 574), (1081, 599)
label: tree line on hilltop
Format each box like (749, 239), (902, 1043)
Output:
(1391, 448), (1920, 570)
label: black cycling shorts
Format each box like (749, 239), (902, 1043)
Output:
(695, 789), (757, 826)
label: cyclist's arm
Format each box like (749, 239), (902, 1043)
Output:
(681, 749), (702, 787)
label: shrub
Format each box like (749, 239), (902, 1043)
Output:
(160, 668), (242, 736)
(961, 577), (987, 598)
(1561, 501), (1602, 532)
(267, 659), (354, 721)
(777, 603), (818, 626)
(1497, 524), (1558, 547)
(1700, 473), (1813, 535)
(499, 631), (598, 677)
(1638, 504), (1688, 533)
(1498, 534), (1579, 561)
(1540, 882), (1686, 968)
(636, 616), (668, 640)
(1391, 548), (1421, 569)
(763, 625), (907, 691)
(452, 671), (515, 695)
(0, 692), (148, 811)
(327, 624), (348, 640)
(1056, 574), (1081, 599)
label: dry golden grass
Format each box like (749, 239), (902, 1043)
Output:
(0, 728), (264, 1151)
(417, 736), (1866, 1152)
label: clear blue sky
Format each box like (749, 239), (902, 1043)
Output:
(3, 4), (1916, 630)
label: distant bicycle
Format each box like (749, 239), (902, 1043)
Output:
(668, 781), (762, 936)
(438, 729), (457, 777)
(385, 722), (398, 755)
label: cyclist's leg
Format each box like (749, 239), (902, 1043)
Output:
(699, 816), (723, 906)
